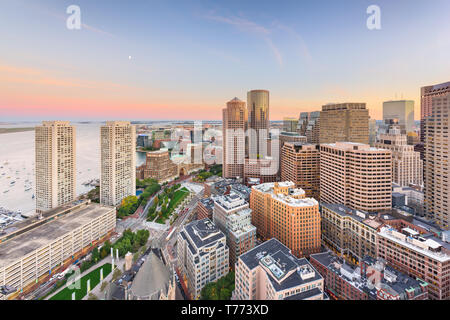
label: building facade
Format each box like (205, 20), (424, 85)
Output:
(281, 142), (320, 200)
(136, 150), (178, 183)
(320, 142), (392, 212)
(247, 90), (270, 159)
(100, 121), (136, 206)
(383, 100), (415, 134)
(310, 251), (428, 300)
(422, 81), (450, 229)
(377, 226), (450, 300)
(249, 182), (321, 257)
(376, 126), (423, 187)
(222, 97), (247, 179)
(177, 219), (229, 299)
(35, 121), (76, 213)
(213, 193), (256, 267)
(319, 103), (369, 144)
(234, 238), (325, 300)
(0, 201), (116, 299)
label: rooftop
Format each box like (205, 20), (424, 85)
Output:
(240, 239), (322, 291)
(0, 202), (115, 268)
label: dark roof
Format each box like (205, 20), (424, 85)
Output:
(181, 219), (226, 254)
(240, 238), (323, 291)
(283, 287), (323, 300)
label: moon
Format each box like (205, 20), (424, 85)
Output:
(128, 56), (132, 60)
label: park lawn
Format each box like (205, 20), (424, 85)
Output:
(156, 187), (189, 224)
(50, 263), (112, 300)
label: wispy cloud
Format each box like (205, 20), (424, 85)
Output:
(201, 11), (283, 66)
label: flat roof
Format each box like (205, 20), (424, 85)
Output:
(0, 203), (114, 268)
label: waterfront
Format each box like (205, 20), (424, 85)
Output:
(0, 123), (146, 215)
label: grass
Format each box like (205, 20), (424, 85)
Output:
(156, 187), (189, 224)
(50, 263), (112, 300)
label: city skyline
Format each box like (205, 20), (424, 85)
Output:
(1, 0), (450, 121)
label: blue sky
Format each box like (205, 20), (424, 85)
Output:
(0, 0), (449, 120)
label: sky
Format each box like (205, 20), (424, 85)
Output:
(0, 0), (449, 121)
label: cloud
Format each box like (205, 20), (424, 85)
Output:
(201, 12), (283, 66)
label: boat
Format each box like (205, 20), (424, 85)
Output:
(25, 188), (32, 192)
(32, 194), (35, 199)
(3, 190), (9, 194)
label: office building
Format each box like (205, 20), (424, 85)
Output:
(283, 117), (298, 132)
(35, 121), (76, 213)
(213, 193), (256, 267)
(177, 219), (229, 300)
(319, 103), (369, 144)
(377, 226), (450, 300)
(422, 81), (450, 229)
(320, 142), (392, 212)
(249, 182), (321, 257)
(247, 90), (270, 159)
(0, 201), (116, 299)
(369, 118), (377, 147)
(376, 126), (423, 187)
(223, 97), (247, 179)
(100, 121), (136, 206)
(281, 142), (320, 200)
(234, 238), (325, 300)
(383, 100), (415, 134)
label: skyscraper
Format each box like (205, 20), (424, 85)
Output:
(222, 97), (247, 179)
(100, 121), (136, 206)
(376, 125), (423, 187)
(35, 121), (76, 213)
(320, 142), (392, 213)
(319, 103), (369, 144)
(283, 117), (298, 132)
(383, 100), (415, 134)
(422, 81), (450, 229)
(297, 111), (320, 144)
(247, 90), (269, 159)
(281, 142), (320, 200)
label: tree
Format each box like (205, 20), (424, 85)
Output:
(112, 268), (122, 281)
(88, 293), (98, 300)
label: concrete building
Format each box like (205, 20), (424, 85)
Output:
(234, 238), (325, 300)
(277, 132), (307, 177)
(281, 142), (320, 200)
(222, 97), (247, 179)
(377, 226), (450, 300)
(310, 251), (428, 300)
(319, 103), (369, 144)
(376, 126), (423, 187)
(247, 90), (270, 159)
(0, 201), (116, 299)
(250, 182), (321, 257)
(100, 121), (136, 206)
(383, 100), (415, 134)
(422, 81), (450, 229)
(320, 142), (392, 212)
(35, 121), (76, 213)
(177, 219), (229, 300)
(320, 204), (382, 263)
(212, 193), (256, 267)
